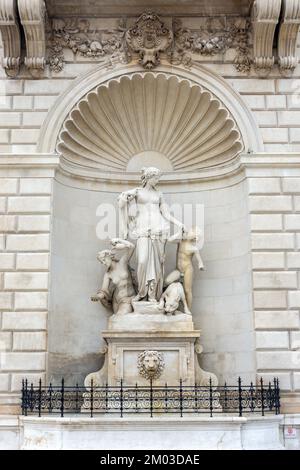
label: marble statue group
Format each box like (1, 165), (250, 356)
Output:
(92, 167), (204, 317)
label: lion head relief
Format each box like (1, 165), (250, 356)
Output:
(137, 350), (165, 380)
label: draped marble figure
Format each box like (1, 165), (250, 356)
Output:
(118, 167), (185, 302)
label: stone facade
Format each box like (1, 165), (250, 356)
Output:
(0, 0), (300, 449)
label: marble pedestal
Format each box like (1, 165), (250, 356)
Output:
(103, 329), (199, 386)
(84, 308), (217, 388)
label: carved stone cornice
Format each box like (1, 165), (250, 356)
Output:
(278, 0), (300, 76)
(0, 0), (21, 77)
(48, 14), (252, 74)
(18, 0), (46, 77)
(251, 0), (282, 76)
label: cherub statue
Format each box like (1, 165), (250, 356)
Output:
(91, 238), (136, 315)
(166, 226), (204, 310)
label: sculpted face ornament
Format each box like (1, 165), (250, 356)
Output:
(138, 350), (165, 380)
(126, 10), (173, 69)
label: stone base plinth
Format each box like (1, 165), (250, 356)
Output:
(84, 310), (218, 389)
(108, 311), (194, 332)
(18, 415), (285, 450)
(102, 329), (200, 386)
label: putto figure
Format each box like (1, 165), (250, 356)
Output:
(118, 167), (185, 302)
(166, 226), (204, 309)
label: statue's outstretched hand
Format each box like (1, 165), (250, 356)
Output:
(91, 291), (106, 302)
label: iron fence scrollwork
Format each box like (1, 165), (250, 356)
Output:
(21, 377), (280, 418)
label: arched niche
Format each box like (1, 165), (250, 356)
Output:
(47, 62), (257, 385)
(56, 72), (244, 175)
(38, 61), (263, 159)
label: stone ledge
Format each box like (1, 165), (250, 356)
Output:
(18, 414), (284, 450)
(108, 312), (194, 332)
(102, 330), (201, 339)
(0, 154), (59, 168)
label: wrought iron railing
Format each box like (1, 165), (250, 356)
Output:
(21, 377), (280, 418)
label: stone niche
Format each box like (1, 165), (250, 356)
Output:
(48, 70), (256, 386)
(49, 178), (255, 386)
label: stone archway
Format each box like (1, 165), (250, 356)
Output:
(47, 62), (257, 385)
(37, 62), (263, 160)
(56, 72), (244, 175)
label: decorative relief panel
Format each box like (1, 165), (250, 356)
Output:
(48, 17), (129, 73)
(0, 7), (299, 77)
(138, 351), (165, 381)
(125, 11), (173, 70)
(170, 17), (252, 73)
(47, 12), (252, 74)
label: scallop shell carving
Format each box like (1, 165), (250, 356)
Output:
(57, 73), (244, 173)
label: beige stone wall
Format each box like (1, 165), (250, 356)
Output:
(246, 172), (300, 394)
(0, 158), (57, 412)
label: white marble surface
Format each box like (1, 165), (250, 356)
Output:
(108, 312), (194, 331)
(18, 415), (284, 450)
(0, 415), (20, 450)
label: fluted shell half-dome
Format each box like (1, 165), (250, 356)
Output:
(57, 73), (244, 173)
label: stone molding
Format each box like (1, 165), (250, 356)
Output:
(0, 154), (59, 168)
(251, 0), (282, 76)
(0, 0), (21, 77)
(18, 415), (285, 450)
(18, 0), (47, 77)
(278, 0), (300, 76)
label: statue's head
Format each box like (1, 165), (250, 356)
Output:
(138, 350), (164, 380)
(164, 298), (180, 314)
(141, 167), (162, 188)
(97, 249), (115, 268)
(185, 226), (202, 242)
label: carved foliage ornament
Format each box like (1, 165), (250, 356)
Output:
(47, 12), (252, 73)
(138, 350), (165, 380)
(48, 17), (129, 73)
(171, 17), (251, 73)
